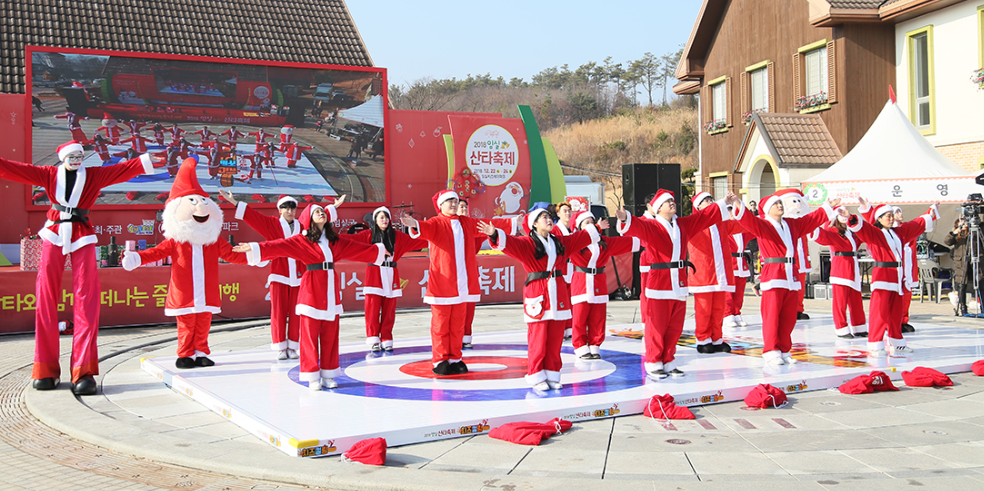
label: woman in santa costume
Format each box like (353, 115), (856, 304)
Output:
(349, 207), (428, 352)
(808, 215), (868, 338)
(723, 227), (751, 328)
(894, 207), (917, 333)
(733, 192), (840, 366)
(568, 211), (638, 360)
(458, 198), (483, 349)
(91, 134), (111, 164)
(478, 209), (603, 390)
(169, 123), (186, 144)
(400, 191), (517, 376)
(842, 197), (937, 356)
(235, 204), (387, 390)
(153, 123), (166, 146)
(688, 192), (744, 354)
(222, 190), (311, 360)
(121, 133), (153, 154)
(550, 201), (576, 340)
(1, 141), (155, 394)
(123, 159), (250, 369)
(615, 190), (735, 379)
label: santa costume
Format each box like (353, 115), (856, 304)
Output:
(809, 221), (867, 338)
(550, 206), (576, 340)
(724, 230), (751, 327)
(194, 126), (215, 144)
(487, 209), (600, 389)
(243, 204), (386, 389)
(235, 196), (305, 358)
(406, 190), (516, 375)
(284, 142), (312, 169)
(123, 159), (249, 368)
(638, 210), (656, 327)
(687, 192), (744, 353)
(617, 190), (730, 379)
(734, 192), (837, 365)
(220, 127), (246, 147)
(54, 111), (89, 143)
(568, 211), (639, 359)
(153, 124), (166, 146)
(121, 133), (152, 154)
(250, 128), (272, 153)
(279, 125), (294, 152)
(255, 142), (275, 168)
(91, 135), (111, 163)
(896, 207), (918, 332)
(845, 202), (937, 355)
(350, 207), (428, 351)
(0, 141), (154, 394)
(123, 120), (148, 135)
(169, 125), (186, 144)
(96, 115), (123, 145)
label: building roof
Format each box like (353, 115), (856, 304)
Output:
(1, 0), (373, 94)
(827, 1), (889, 8)
(754, 112), (843, 167)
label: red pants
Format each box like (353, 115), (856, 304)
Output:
(901, 289), (912, 324)
(761, 288), (799, 355)
(269, 282), (300, 350)
(526, 319), (565, 384)
(69, 127), (88, 144)
(832, 284), (865, 330)
(868, 289), (905, 350)
(176, 312), (213, 358)
(463, 302), (476, 343)
(643, 298), (686, 369)
(797, 272), (807, 313)
(563, 278), (572, 334)
(725, 276), (747, 316)
(694, 291), (726, 344)
(571, 302), (606, 354)
(365, 294), (397, 346)
(298, 315), (341, 381)
(33, 241), (101, 383)
(640, 271), (649, 325)
(430, 303), (465, 364)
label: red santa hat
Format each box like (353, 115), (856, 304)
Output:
(759, 194), (781, 217)
(276, 195), (298, 208)
(298, 204), (324, 231)
(432, 190), (458, 213)
(57, 141), (84, 161)
(341, 437), (387, 465)
(281, 125), (294, 134)
(372, 206), (391, 220)
(572, 210), (594, 230)
(525, 208), (550, 234)
(649, 189), (675, 212)
(864, 203), (895, 224)
(166, 158), (208, 204)
(691, 191), (713, 208)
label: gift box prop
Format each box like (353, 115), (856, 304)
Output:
(20, 235), (71, 271)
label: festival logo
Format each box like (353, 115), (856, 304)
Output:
(785, 380), (809, 393)
(593, 403), (620, 417)
(495, 182), (525, 214)
(465, 125), (519, 187)
(458, 419), (491, 435)
(700, 391), (725, 404)
(298, 440), (336, 457)
(127, 219), (156, 236)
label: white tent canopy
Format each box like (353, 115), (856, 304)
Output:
(337, 95), (384, 128)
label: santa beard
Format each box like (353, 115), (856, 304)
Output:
(161, 198), (224, 246)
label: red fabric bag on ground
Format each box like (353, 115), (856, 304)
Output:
(839, 370), (899, 394)
(643, 394), (696, 419)
(489, 418), (572, 445)
(973, 360), (984, 376)
(341, 437), (387, 465)
(744, 384), (788, 408)
(902, 367), (953, 387)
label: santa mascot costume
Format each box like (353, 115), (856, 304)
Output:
(122, 158), (249, 369)
(96, 114), (123, 145)
(279, 125), (294, 152)
(778, 189), (814, 320)
(0, 141), (155, 394)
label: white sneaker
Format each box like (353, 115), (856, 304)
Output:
(547, 381), (563, 390)
(323, 378), (338, 389)
(286, 348), (299, 359)
(781, 353), (798, 365)
(308, 379), (321, 391)
(533, 381), (550, 391)
(892, 345), (914, 356)
(277, 350), (289, 361)
(736, 315), (748, 327)
(722, 316), (738, 328)
(766, 356), (786, 366)
(868, 349), (887, 357)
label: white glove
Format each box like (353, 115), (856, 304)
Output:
(122, 250), (142, 271)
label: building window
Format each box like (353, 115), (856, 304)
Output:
(979, 5), (984, 68)
(907, 26), (935, 135)
(750, 67), (768, 112)
(712, 82), (727, 121)
(794, 39), (836, 113)
(804, 46), (828, 97)
(703, 76), (730, 133)
(712, 175), (728, 199)
(741, 61), (774, 124)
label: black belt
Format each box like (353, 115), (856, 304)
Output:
(874, 261), (901, 268)
(306, 262), (335, 271)
(763, 257), (795, 264)
(650, 260), (696, 273)
(51, 203), (90, 223)
(731, 252), (742, 257)
(371, 261), (398, 268)
(526, 269), (563, 285)
(574, 266), (605, 275)
(834, 251), (857, 257)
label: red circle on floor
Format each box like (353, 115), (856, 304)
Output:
(399, 356), (529, 380)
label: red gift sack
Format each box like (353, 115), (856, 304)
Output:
(744, 384), (788, 408)
(973, 360), (984, 376)
(489, 418), (572, 446)
(643, 393), (696, 419)
(340, 437), (386, 465)
(901, 367), (953, 387)
(839, 370), (899, 394)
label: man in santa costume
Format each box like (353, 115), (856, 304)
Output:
(54, 111), (89, 144)
(168, 123), (186, 144)
(615, 190), (736, 380)
(96, 114), (123, 145)
(894, 206), (917, 333)
(550, 201), (576, 340)
(733, 191), (840, 366)
(220, 126), (246, 148)
(284, 141), (312, 169)
(279, 125), (294, 152)
(122, 159), (249, 369)
(809, 215), (868, 338)
(121, 132), (153, 154)
(255, 141), (276, 169)
(194, 125), (215, 144)
(0, 141), (155, 394)
(91, 134), (111, 164)
(250, 127), (273, 153)
(724, 226), (752, 328)
(221, 190), (307, 360)
(778, 189), (815, 320)
(400, 191), (517, 375)
(153, 123), (166, 146)
(123, 120), (148, 135)
(687, 192), (744, 354)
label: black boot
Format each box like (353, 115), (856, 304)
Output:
(32, 378), (59, 390)
(958, 284), (969, 316)
(71, 375), (97, 396)
(175, 357), (196, 369)
(195, 356), (215, 367)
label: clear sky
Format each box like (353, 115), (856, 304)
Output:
(346, 0), (705, 87)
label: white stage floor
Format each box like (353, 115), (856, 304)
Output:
(140, 315), (984, 458)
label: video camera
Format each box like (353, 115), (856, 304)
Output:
(959, 193), (984, 227)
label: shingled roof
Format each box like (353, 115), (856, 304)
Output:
(754, 113), (843, 166)
(1, 0), (373, 94)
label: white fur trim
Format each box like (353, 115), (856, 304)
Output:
(873, 204), (894, 220)
(715, 199), (730, 221)
(326, 204), (338, 223)
(867, 340), (885, 351)
(835, 326), (851, 336)
(58, 142), (84, 160)
(733, 200), (746, 220)
(277, 196), (298, 208)
(527, 208), (548, 232)
(139, 153), (154, 174)
(589, 345), (600, 355)
(491, 228), (508, 251)
(762, 195), (781, 217)
(436, 191), (457, 207)
(462, 335), (472, 344)
(545, 370), (561, 383)
(644, 362), (664, 373)
(246, 242), (263, 266)
(574, 211), (595, 229)
(234, 201), (248, 220)
(616, 213), (632, 235)
(423, 294), (480, 305)
(574, 345), (590, 357)
(651, 192), (673, 212)
(299, 371), (320, 383)
(372, 206), (390, 220)
(365, 336), (381, 346)
(295, 303), (342, 321)
(885, 336), (906, 348)
(761, 350), (782, 363)
(381, 340), (394, 349)
(164, 305), (221, 316)
(525, 370), (547, 385)
(320, 368), (341, 379)
(271, 341), (287, 350)
(692, 192), (712, 207)
(920, 213), (934, 233)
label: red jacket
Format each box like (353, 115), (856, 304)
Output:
(350, 229), (428, 298)
(730, 232), (751, 278)
(569, 235), (639, 304)
(491, 226), (600, 322)
(617, 201), (729, 300)
(638, 211), (655, 274)
(246, 234), (386, 321)
(848, 205), (935, 294)
(236, 202), (303, 287)
(0, 155), (154, 254)
(810, 225), (864, 291)
(135, 238), (249, 316)
(550, 222), (576, 283)
(688, 220), (743, 293)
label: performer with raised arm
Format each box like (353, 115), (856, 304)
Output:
(894, 207), (917, 333)
(399, 191), (518, 376)
(458, 198), (482, 349)
(349, 206), (428, 352)
(808, 215), (868, 339)
(615, 190), (736, 380)
(96, 114), (122, 145)
(568, 211), (638, 360)
(0, 142), (155, 394)
(54, 111), (89, 144)
(842, 197), (937, 356)
(477, 209), (603, 390)
(234, 203), (387, 390)
(250, 127), (273, 153)
(220, 126), (246, 148)
(551, 201), (576, 340)
(194, 125), (215, 144)
(733, 191), (840, 366)
(168, 123), (186, 144)
(153, 123), (166, 146)
(221, 189), (316, 360)
(723, 226), (752, 328)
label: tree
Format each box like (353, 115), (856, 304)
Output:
(566, 91), (598, 124)
(659, 47), (684, 106)
(629, 52), (661, 107)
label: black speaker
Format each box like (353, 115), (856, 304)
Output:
(622, 163), (681, 217)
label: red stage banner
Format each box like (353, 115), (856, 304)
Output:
(448, 115), (531, 220)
